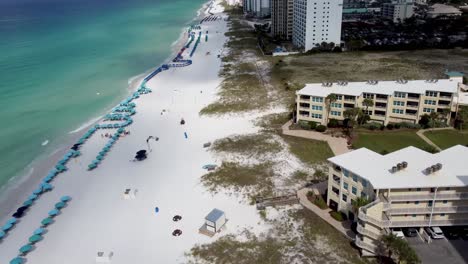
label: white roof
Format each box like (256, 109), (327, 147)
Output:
(297, 79), (459, 97)
(428, 4), (462, 15)
(328, 145), (468, 189)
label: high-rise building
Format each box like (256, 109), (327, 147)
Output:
(382, 0), (414, 23)
(244, 0), (271, 17)
(271, 0), (294, 40)
(292, 0), (343, 51)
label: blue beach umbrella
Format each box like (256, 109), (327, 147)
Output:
(0, 230), (5, 239)
(28, 194), (38, 200)
(41, 183), (53, 192)
(88, 164), (97, 170)
(72, 150), (81, 157)
(61, 196), (71, 202)
(9, 257), (24, 264)
(29, 234), (43, 243)
(34, 228), (45, 235)
(2, 223), (13, 231)
(23, 199), (33, 207)
(41, 217), (53, 226)
(55, 202), (66, 209)
(19, 244), (33, 254)
(42, 176), (53, 183)
(33, 188), (42, 195)
(96, 155), (103, 161)
(99, 151), (106, 156)
(7, 218), (17, 225)
(48, 209), (59, 217)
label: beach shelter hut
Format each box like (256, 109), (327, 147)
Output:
(55, 202), (66, 209)
(7, 218), (17, 225)
(48, 209), (59, 217)
(19, 244), (33, 255)
(61, 196), (71, 202)
(2, 223), (13, 231)
(9, 257), (25, 264)
(34, 228), (45, 235)
(29, 234), (43, 243)
(204, 209), (226, 234)
(41, 217), (53, 226)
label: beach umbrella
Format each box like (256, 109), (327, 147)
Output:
(88, 164), (97, 170)
(41, 217), (53, 226)
(34, 228), (45, 235)
(48, 209), (59, 217)
(7, 218), (17, 225)
(42, 176), (52, 183)
(23, 199), (33, 207)
(2, 223), (13, 231)
(96, 155), (103, 161)
(17, 206), (28, 213)
(92, 160), (100, 164)
(61, 196), (71, 202)
(99, 151), (106, 156)
(41, 183), (53, 192)
(28, 194), (38, 200)
(55, 202), (66, 209)
(0, 230), (5, 239)
(12, 211), (24, 218)
(9, 257), (24, 264)
(33, 188), (42, 195)
(72, 150), (81, 157)
(29, 234), (43, 243)
(19, 244), (33, 254)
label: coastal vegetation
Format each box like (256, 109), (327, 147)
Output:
(211, 133), (282, 157)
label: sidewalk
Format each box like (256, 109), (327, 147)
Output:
(297, 188), (355, 240)
(282, 120), (350, 155)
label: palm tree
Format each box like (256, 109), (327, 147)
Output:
(360, 98), (374, 125)
(381, 234), (398, 259)
(325, 93), (338, 126)
(429, 111), (439, 132)
(351, 197), (370, 220)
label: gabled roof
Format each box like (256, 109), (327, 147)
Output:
(328, 145), (468, 189)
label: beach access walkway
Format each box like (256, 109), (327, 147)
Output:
(281, 120), (350, 155)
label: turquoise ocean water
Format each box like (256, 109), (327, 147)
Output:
(0, 0), (206, 189)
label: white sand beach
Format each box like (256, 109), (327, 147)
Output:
(0, 2), (269, 263)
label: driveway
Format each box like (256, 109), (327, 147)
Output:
(407, 236), (468, 264)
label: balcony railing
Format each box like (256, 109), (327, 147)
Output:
(389, 205), (468, 215)
(388, 192), (468, 202)
(357, 223), (382, 240)
(355, 237), (378, 253)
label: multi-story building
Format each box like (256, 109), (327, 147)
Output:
(244, 0), (271, 17)
(382, 0), (414, 23)
(295, 73), (464, 126)
(292, 0), (343, 51)
(271, 0), (294, 40)
(327, 145), (468, 255)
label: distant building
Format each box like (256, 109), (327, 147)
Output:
(382, 0), (414, 23)
(342, 7), (380, 21)
(244, 0), (271, 17)
(427, 4), (462, 18)
(295, 72), (464, 126)
(271, 0), (294, 40)
(292, 0), (344, 51)
(328, 145), (468, 256)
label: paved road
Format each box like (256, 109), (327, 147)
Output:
(407, 236), (468, 264)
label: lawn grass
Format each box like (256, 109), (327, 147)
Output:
(423, 129), (468, 150)
(281, 135), (334, 165)
(352, 129), (431, 154)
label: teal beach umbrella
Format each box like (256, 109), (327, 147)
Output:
(19, 244), (33, 254)
(10, 257), (25, 264)
(41, 217), (53, 226)
(29, 234), (43, 243)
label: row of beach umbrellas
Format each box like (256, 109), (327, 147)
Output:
(9, 196), (71, 264)
(88, 127), (126, 170)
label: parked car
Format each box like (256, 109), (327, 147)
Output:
(403, 228), (418, 237)
(392, 228), (405, 239)
(425, 226), (445, 239)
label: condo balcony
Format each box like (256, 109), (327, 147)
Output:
(355, 236), (379, 253)
(357, 222), (382, 240)
(388, 192), (468, 202)
(388, 205), (468, 215)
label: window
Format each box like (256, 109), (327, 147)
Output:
(351, 175), (357, 182)
(417, 188), (421, 191)
(415, 201), (419, 205)
(311, 105), (323, 111)
(352, 186), (357, 195)
(362, 180), (367, 187)
(412, 214), (416, 217)
(331, 103), (342, 108)
(336, 95), (342, 100)
(424, 100), (436, 105)
(331, 111), (341, 116)
(393, 101), (405, 106)
(423, 108), (435, 113)
(361, 192), (366, 198)
(312, 97), (324, 103)
(446, 187), (450, 191)
(363, 93), (373, 99)
(343, 170), (349, 177)
(392, 109), (404, 114)
(443, 200), (447, 204)
(342, 194), (347, 202)
(441, 214), (445, 216)
(394, 92), (406, 98)
(428, 201), (433, 207)
(311, 113), (322, 119)
(343, 182), (348, 190)
(426, 91), (437, 97)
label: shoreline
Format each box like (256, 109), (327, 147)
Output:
(0, 1), (210, 222)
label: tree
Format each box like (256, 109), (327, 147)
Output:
(351, 197), (370, 220)
(325, 94), (338, 125)
(455, 105), (468, 130)
(343, 107), (361, 134)
(429, 111), (439, 131)
(381, 234), (421, 264)
(361, 98), (374, 125)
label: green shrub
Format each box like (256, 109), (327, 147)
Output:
(315, 125), (327, 132)
(329, 211), (347, 221)
(313, 196), (328, 209)
(362, 122), (382, 131)
(399, 122), (421, 129)
(394, 123), (401, 129)
(386, 124), (394, 130)
(327, 118), (339, 128)
(308, 121), (317, 130)
(299, 121), (311, 130)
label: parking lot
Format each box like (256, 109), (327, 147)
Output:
(406, 233), (468, 264)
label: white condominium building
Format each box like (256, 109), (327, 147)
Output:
(327, 145), (468, 255)
(382, 0), (414, 23)
(244, 0), (271, 17)
(271, 0), (294, 40)
(295, 73), (464, 126)
(292, 0), (343, 51)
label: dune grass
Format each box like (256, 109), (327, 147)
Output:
(211, 133), (282, 157)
